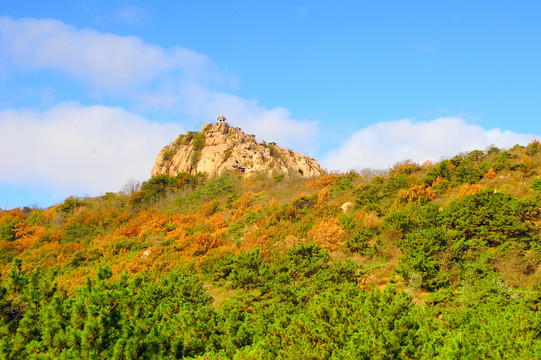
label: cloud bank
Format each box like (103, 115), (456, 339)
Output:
(0, 16), (319, 150)
(0, 102), (180, 196)
(141, 84), (319, 153)
(322, 117), (538, 171)
(0, 16), (216, 92)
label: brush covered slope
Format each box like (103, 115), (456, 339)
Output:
(1, 141), (541, 358)
(152, 121), (324, 178)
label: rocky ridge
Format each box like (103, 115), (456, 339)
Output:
(151, 121), (324, 178)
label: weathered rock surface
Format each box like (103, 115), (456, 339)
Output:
(151, 122), (324, 178)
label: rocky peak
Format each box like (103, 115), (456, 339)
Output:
(151, 120), (324, 178)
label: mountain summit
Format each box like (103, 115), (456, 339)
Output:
(151, 118), (324, 178)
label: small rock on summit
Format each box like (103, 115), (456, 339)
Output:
(151, 118), (324, 178)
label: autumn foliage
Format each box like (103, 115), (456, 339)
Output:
(1, 144), (541, 357)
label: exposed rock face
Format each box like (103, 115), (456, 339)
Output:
(151, 122), (324, 178)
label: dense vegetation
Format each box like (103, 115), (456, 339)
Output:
(1, 140), (541, 358)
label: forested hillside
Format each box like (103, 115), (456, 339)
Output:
(1, 141), (541, 358)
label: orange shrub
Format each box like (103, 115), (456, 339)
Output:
(395, 184), (436, 205)
(317, 186), (330, 205)
(432, 176), (447, 186)
(306, 174), (337, 189)
(526, 139), (541, 155)
(0, 208), (24, 223)
(354, 210), (381, 230)
(307, 216), (345, 251)
(390, 160), (421, 176)
(484, 168), (497, 179)
(116, 210), (166, 237)
(230, 192), (255, 209)
(190, 232), (222, 256)
(231, 208), (246, 222)
(12, 223), (45, 252)
(205, 213), (227, 231)
(458, 184), (482, 198)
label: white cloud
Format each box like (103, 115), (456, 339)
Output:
(140, 83), (320, 154)
(322, 117), (538, 171)
(0, 102), (181, 196)
(0, 16), (319, 154)
(112, 6), (151, 25)
(0, 16), (216, 92)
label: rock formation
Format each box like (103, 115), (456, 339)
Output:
(151, 121), (324, 178)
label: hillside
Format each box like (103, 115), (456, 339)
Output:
(1, 140), (541, 358)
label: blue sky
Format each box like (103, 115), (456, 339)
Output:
(1, 1), (540, 208)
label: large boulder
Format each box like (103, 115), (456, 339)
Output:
(151, 122), (324, 178)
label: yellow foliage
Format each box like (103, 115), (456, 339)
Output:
(41, 207), (58, 219)
(458, 184), (482, 198)
(200, 200), (220, 217)
(306, 174), (337, 189)
(272, 235), (300, 253)
(116, 210), (166, 237)
(317, 186), (330, 205)
(394, 184), (436, 205)
(230, 192), (255, 209)
(432, 176), (447, 186)
(166, 226), (188, 245)
(239, 234), (274, 258)
(484, 168), (497, 179)
(0, 210), (19, 225)
(231, 208), (246, 222)
(390, 160), (421, 176)
(56, 266), (94, 293)
(205, 213), (227, 231)
(190, 232), (222, 256)
(307, 216), (345, 251)
(12, 223), (45, 252)
(354, 210), (381, 230)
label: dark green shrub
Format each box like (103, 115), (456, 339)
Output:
(486, 145), (501, 155)
(273, 174), (285, 183)
(277, 242), (329, 280)
(396, 227), (451, 291)
(58, 196), (87, 214)
(494, 151), (515, 170)
(62, 225), (100, 244)
(346, 227), (376, 253)
(526, 140), (541, 156)
(338, 214), (355, 231)
(229, 249), (266, 289)
(292, 195), (317, 212)
(442, 189), (539, 247)
(532, 178), (541, 191)
(332, 171), (360, 190)
(467, 149), (485, 162)
(162, 147), (176, 161)
(425, 160), (452, 184)
(0, 218), (18, 241)
(184, 131), (197, 142)
(354, 181), (386, 213)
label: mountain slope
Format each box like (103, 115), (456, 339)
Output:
(1, 140), (541, 358)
